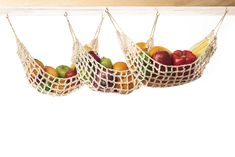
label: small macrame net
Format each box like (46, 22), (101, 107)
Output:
(106, 9), (228, 87)
(69, 13), (141, 94)
(7, 15), (82, 96)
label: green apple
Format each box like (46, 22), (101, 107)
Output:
(139, 52), (152, 77)
(100, 57), (113, 69)
(56, 65), (70, 78)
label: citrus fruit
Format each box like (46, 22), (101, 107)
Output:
(136, 42), (148, 51)
(44, 66), (59, 80)
(115, 71), (134, 93)
(149, 46), (172, 57)
(113, 62), (128, 71)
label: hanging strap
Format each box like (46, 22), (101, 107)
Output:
(64, 12), (78, 42)
(146, 10), (160, 49)
(6, 14), (19, 40)
(90, 13), (105, 51)
(105, 8), (124, 34)
(93, 13), (105, 41)
(105, 8), (129, 51)
(213, 8), (228, 35)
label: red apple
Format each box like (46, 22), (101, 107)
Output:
(88, 51), (100, 62)
(93, 69), (114, 90)
(151, 51), (172, 65)
(65, 69), (77, 78)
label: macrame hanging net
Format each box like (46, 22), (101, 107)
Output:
(68, 13), (141, 94)
(106, 9), (228, 87)
(7, 15), (83, 96)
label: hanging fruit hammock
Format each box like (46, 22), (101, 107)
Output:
(105, 8), (228, 87)
(6, 15), (83, 96)
(67, 12), (141, 94)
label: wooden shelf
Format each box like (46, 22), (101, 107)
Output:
(0, 0), (235, 7)
(0, 7), (234, 16)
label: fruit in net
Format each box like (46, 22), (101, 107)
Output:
(136, 42), (148, 51)
(113, 62), (134, 91)
(191, 38), (209, 57)
(29, 59), (44, 81)
(139, 52), (152, 76)
(88, 51), (101, 62)
(56, 65), (70, 78)
(151, 51), (172, 65)
(100, 57), (113, 69)
(70, 64), (76, 70)
(83, 44), (93, 52)
(45, 66), (59, 80)
(34, 59), (44, 69)
(65, 69), (77, 78)
(113, 62), (128, 71)
(94, 69), (114, 90)
(172, 50), (197, 66)
(149, 46), (172, 57)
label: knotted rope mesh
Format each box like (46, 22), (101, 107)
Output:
(121, 33), (217, 87)
(106, 9), (227, 87)
(7, 15), (82, 96)
(69, 13), (141, 94)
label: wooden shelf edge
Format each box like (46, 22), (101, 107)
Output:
(1, 7), (235, 16)
(0, 0), (235, 7)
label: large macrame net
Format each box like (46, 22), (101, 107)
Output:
(106, 9), (228, 87)
(68, 13), (141, 94)
(7, 15), (83, 96)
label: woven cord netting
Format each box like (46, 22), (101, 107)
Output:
(119, 32), (217, 87)
(17, 39), (82, 96)
(72, 46), (141, 94)
(71, 14), (141, 94)
(105, 8), (228, 88)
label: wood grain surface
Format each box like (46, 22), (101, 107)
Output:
(0, 0), (235, 7)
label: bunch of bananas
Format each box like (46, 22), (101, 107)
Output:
(190, 37), (210, 58)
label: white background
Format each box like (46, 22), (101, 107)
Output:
(0, 10), (235, 157)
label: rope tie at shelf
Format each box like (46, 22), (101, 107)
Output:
(64, 11), (78, 42)
(146, 10), (160, 51)
(213, 8), (228, 35)
(89, 12), (105, 52)
(6, 14), (19, 40)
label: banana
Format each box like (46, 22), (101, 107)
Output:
(83, 44), (93, 52)
(190, 38), (209, 57)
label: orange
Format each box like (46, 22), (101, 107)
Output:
(136, 42), (148, 51)
(53, 84), (65, 90)
(115, 72), (134, 93)
(113, 62), (134, 92)
(113, 62), (128, 71)
(123, 77), (134, 90)
(149, 46), (172, 57)
(51, 78), (68, 93)
(44, 66), (58, 80)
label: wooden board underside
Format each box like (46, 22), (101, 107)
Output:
(0, 0), (235, 7)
